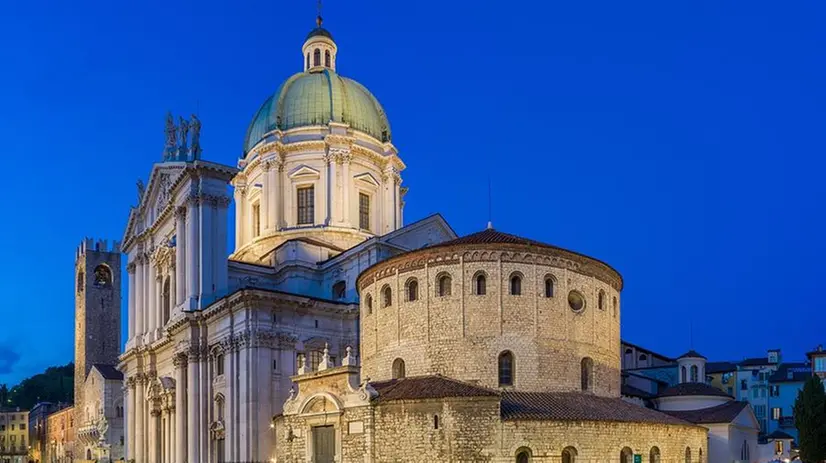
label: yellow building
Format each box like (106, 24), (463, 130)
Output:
(0, 407), (29, 463)
(706, 361), (738, 397)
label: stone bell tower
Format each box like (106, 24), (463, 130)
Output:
(74, 238), (122, 416)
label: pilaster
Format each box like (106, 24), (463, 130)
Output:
(175, 207), (187, 306)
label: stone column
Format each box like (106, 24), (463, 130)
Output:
(174, 355), (187, 463)
(341, 154), (351, 226)
(199, 198), (214, 307)
(238, 344), (250, 461)
(269, 160), (280, 230)
(226, 343), (236, 462)
(155, 271), (163, 331)
(149, 407), (160, 463)
(186, 198), (200, 310)
(187, 349), (201, 463)
(125, 380), (134, 461)
(327, 153), (337, 225)
(135, 257), (144, 336)
(148, 260), (157, 335)
(261, 162), (271, 232)
(127, 264), (136, 339)
(200, 349), (210, 462)
(214, 198), (229, 298)
(234, 186), (245, 249)
(135, 378), (145, 463)
(175, 207), (186, 306)
(395, 178), (401, 229)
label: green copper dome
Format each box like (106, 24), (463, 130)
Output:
(243, 69), (391, 155)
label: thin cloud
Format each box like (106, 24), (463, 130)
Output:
(0, 344), (21, 375)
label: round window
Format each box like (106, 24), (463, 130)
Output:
(568, 290), (585, 312)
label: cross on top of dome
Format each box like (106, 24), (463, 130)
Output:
(303, 3), (337, 72)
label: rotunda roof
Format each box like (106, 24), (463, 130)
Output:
(243, 70), (391, 155)
(658, 382), (732, 399)
(357, 227), (623, 290)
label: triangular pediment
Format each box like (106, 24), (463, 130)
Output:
(354, 172), (380, 187)
(288, 164), (321, 179)
(122, 163), (187, 247)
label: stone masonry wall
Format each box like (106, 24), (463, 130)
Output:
(360, 247), (622, 395)
(275, 396), (707, 463)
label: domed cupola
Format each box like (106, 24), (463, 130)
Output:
(231, 13), (405, 265)
(241, 15), (392, 156)
(303, 15), (337, 72)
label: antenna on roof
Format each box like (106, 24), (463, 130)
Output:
(317, 0), (323, 26)
(689, 320), (694, 350)
(487, 176), (493, 230)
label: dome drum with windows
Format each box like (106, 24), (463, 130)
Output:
(357, 228), (624, 396)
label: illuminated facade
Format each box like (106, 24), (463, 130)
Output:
(118, 15), (454, 463)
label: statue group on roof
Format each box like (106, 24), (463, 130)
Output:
(163, 112), (201, 161)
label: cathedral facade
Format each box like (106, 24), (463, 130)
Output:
(118, 14), (707, 463)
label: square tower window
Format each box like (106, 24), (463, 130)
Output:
(297, 186), (314, 225)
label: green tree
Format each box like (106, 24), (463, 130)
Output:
(0, 384), (8, 406)
(794, 374), (826, 463)
(6, 363), (74, 410)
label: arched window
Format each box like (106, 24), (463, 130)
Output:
(332, 281), (346, 300)
(685, 447), (691, 463)
(94, 264), (112, 287)
(613, 296), (618, 318)
(544, 276), (555, 298)
(515, 448), (531, 463)
(306, 52), (310, 69)
(474, 272), (486, 295)
(625, 348), (633, 355)
(324, 50), (331, 67)
(681, 366), (687, 383)
(87, 449), (92, 460)
(162, 277), (171, 325)
(77, 271), (84, 292)
(581, 357), (593, 392)
(598, 290), (605, 310)
(313, 48), (321, 66)
(690, 365), (699, 382)
(561, 447), (577, 463)
(382, 285), (392, 308)
(406, 279), (419, 302)
(509, 273), (522, 295)
(649, 446), (660, 463)
(437, 273), (452, 297)
(621, 447), (633, 463)
(699, 448), (703, 463)
(433, 415), (439, 429)
(392, 358), (406, 379)
(498, 351), (514, 386)
(639, 353), (648, 362)
(364, 294), (373, 315)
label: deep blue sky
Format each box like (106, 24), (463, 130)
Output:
(0, 1), (824, 385)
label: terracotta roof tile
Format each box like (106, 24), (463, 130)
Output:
(660, 400), (748, 424)
(372, 375), (498, 402)
(658, 382), (732, 399)
(500, 392), (691, 425)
